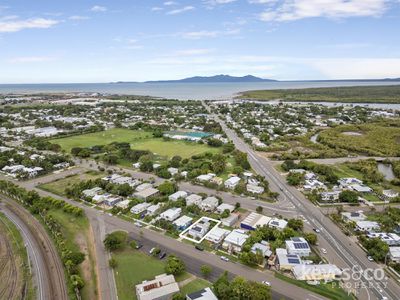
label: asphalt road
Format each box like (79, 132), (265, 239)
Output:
(207, 105), (400, 300)
(0, 197), (68, 300)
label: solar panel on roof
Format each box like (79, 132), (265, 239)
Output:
(293, 243), (309, 249)
(292, 237), (301, 242)
(288, 258), (300, 264)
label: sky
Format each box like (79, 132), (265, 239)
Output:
(0, 0), (400, 83)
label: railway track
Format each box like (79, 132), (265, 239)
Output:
(0, 196), (68, 300)
(0, 224), (19, 299)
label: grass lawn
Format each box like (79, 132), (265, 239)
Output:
(38, 171), (104, 196)
(275, 272), (354, 300)
(130, 139), (220, 159)
(180, 278), (211, 295)
(50, 128), (152, 152)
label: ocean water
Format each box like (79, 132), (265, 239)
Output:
(1, 81), (399, 101)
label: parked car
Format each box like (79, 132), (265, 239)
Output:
(220, 256), (229, 262)
(135, 222), (143, 228)
(321, 248), (327, 254)
(262, 281), (271, 286)
(159, 252), (167, 259)
(195, 244), (204, 251)
(149, 247), (155, 254)
(135, 243), (143, 250)
(313, 228), (321, 233)
(367, 256), (374, 262)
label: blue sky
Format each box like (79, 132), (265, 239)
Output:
(0, 0), (400, 83)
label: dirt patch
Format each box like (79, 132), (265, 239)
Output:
(75, 229), (98, 300)
(341, 131), (364, 136)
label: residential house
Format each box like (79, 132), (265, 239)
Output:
(269, 218), (288, 230)
(188, 219), (210, 240)
(147, 203), (162, 216)
(185, 194), (202, 207)
(224, 176), (241, 189)
(292, 264), (342, 281)
(200, 197), (219, 212)
(186, 287), (218, 300)
(341, 212), (366, 223)
(222, 229), (248, 252)
(275, 248), (302, 271)
(246, 184), (264, 194)
(221, 213), (239, 227)
(355, 221), (380, 232)
(251, 241), (272, 258)
(131, 203), (151, 215)
(135, 274), (179, 300)
(216, 203), (235, 214)
(82, 187), (102, 198)
(389, 247), (400, 263)
(160, 208), (181, 222)
(240, 212), (271, 231)
(134, 188), (160, 201)
(169, 191), (188, 202)
(286, 237), (311, 257)
(205, 227), (231, 244)
(320, 191), (340, 202)
(367, 233), (400, 246)
(173, 216), (193, 231)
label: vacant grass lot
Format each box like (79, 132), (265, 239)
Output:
(51, 128), (220, 159)
(38, 171), (104, 196)
(180, 278), (211, 296)
(131, 139), (220, 159)
(50, 128), (152, 152)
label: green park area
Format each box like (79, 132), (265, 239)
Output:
(317, 121), (400, 157)
(38, 171), (104, 196)
(50, 128), (220, 159)
(239, 85), (400, 103)
(50, 128), (152, 153)
(112, 249), (203, 300)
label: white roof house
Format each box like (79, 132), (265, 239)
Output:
(320, 191), (340, 202)
(269, 218), (288, 230)
(134, 188), (159, 200)
(187, 287), (218, 300)
(246, 184), (264, 194)
(224, 176), (241, 189)
(200, 197), (219, 212)
(146, 203), (161, 216)
(136, 183), (153, 192)
(135, 274), (179, 300)
(292, 264), (342, 281)
(185, 194), (203, 206)
(276, 248), (302, 271)
(169, 191), (188, 201)
(167, 167), (179, 175)
(286, 237), (311, 257)
(116, 199), (131, 209)
(205, 227), (231, 244)
(222, 229), (248, 252)
(216, 203), (235, 214)
(188, 219), (210, 240)
(222, 213), (239, 227)
(356, 221), (380, 232)
(350, 184), (373, 193)
(389, 247), (400, 263)
(251, 241), (272, 257)
(131, 202), (151, 214)
(173, 215), (193, 230)
(367, 233), (400, 246)
(82, 187), (102, 198)
(196, 173), (215, 182)
(339, 178), (363, 187)
(383, 190), (399, 198)
(160, 207), (181, 222)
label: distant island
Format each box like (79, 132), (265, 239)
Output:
(113, 74), (277, 84)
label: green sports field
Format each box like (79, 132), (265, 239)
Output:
(51, 128), (220, 158)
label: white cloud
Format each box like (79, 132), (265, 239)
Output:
(69, 15), (90, 21)
(91, 5), (107, 12)
(164, 1), (177, 5)
(204, 0), (237, 4)
(180, 29), (240, 39)
(175, 48), (214, 56)
(151, 7), (163, 11)
(260, 0), (388, 22)
(8, 56), (56, 63)
(0, 18), (59, 33)
(248, 0), (277, 3)
(166, 6), (195, 15)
